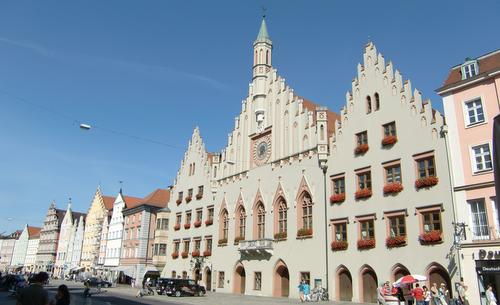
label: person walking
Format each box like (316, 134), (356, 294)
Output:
(422, 286), (431, 305)
(438, 283), (448, 305)
(16, 272), (49, 305)
(456, 279), (468, 305)
(50, 285), (70, 305)
(377, 282), (388, 305)
(298, 280), (305, 302)
(303, 281), (311, 302)
(412, 283), (424, 305)
(486, 285), (497, 305)
(431, 283), (441, 305)
(83, 279), (91, 298)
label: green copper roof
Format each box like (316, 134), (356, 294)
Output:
(256, 18), (271, 42)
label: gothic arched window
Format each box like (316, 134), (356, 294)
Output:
(374, 93), (380, 110)
(277, 199), (287, 235)
(237, 207), (246, 239)
(256, 203), (265, 239)
(366, 96), (372, 114)
(301, 192), (313, 230)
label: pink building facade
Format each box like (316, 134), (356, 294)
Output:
(438, 49), (500, 305)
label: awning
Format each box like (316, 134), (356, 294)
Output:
(112, 265), (136, 278)
(143, 265), (158, 274)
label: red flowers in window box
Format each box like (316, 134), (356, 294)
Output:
(205, 219), (213, 226)
(331, 241), (348, 251)
(383, 182), (404, 195)
(185, 196), (192, 203)
(217, 238), (227, 246)
(184, 223), (191, 229)
(382, 135), (398, 146)
(203, 250), (212, 257)
(174, 224), (181, 231)
(171, 252), (179, 259)
(354, 144), (369, 155)
(181, 251), (189, 259)
(355, 188), (372, 199)
(196, 194), (203, 200)
(176, 199), (182, 205)
(386, 236), (407, 248)
(234, 236), (245, 244)
(191, 250), (200, 257)
(419, 230), (442, 244)
(415, 176), (439, 189)
(330, 193), (346, 204)
(357, 238), (376, 250)
(297, 228), (313, 238)
(194, 220), (202, 228)
(274, 232), (287, 240)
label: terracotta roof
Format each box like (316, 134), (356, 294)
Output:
(123, 195), (143, 209)
(102, 196), (115, 211)
(438, 49), (500, 92)
(27, 226), (41, 238)
(300, 97), (340, 139)
(141, 189), (170, 208)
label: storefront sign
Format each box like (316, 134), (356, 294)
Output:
(478, 249), (500, 260)
(476, 260), (500, 274)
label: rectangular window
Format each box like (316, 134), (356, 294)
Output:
(218, 271), (225, 288)
(161, 219), (169, 230)
(465, 98), (485, 126)
(156, 219), (161, 230)
(360, 219), (375, 240)
(208, 206), (214, 221)
(356, 131), (368, 145)
(471, 144), (492, 173)
(196, 209), (203, 222)
(492, 197), (500, 237)
(174, 241), (180, 253)
(417, 157), (436, 178)
(463, 63), (478, 79)
(357, 171), (372, 190)
(254, 272), (262, 291)
(186, 211), (192, 224)
(468, 199), (490, 240)
(183, 240), (190, 253)
(206, 238), (212, 252)
(300, 272), (311, 286)
(159, 244), (167, 256)
(383, 122), (397, 137)
(334, 222), (347, 241)
(176, 213), (182, 225)
(332, 177), (345, 195)
(194, 239), (201, 251)
(178, 191), (183, 201)
(389, 215), (406, 237)
(422, 211), (442, 232)
(385, 165), (402, 183)
(188, 188), (193, 198)
(198, 186), (204, 196)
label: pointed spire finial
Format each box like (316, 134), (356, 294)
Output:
(261, 6), (267, 19)
(119, 180), (123, 194)
(256, 12), (271, 43)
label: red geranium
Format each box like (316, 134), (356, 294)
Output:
(173, 224), (180, 231)
(354, 144), (369, 155)
(355, 188), (372, 199)
(185, 196), (192, 203)
(218, 238), (227, 246)
(331, 241), (348, 251)
(176, 199), (182, 205)
(195, 194), (203, 200)
(184, 223), (191, 229)
(191, 250), (200, 257)
(330, 193), (346, 204)
(204, 219), (213, 226)
(382, 135), (398, 146)
(415, 176), (439, 189)
(297, 228), (313, 237)
(419, 230), (442, 244)
(171, 252), (179, 259)
(194, 220), (202, 228)
(383, 182), (404, 195)
(203, 250), (212, 257)
(357, 238), (376, 250)
(386, 236), (407, 248)
(181, 251), (189, 259)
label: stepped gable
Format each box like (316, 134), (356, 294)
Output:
(27, 226), (41, 238)
(174, 127), (213, 184)
(300, 96), (339, 139)
(333, 41), (445, 143)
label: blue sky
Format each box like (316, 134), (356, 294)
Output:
(0, 1), (499, 233)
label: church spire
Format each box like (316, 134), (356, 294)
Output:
(252, 15), (273, 78)
(256, 17), (270, 43)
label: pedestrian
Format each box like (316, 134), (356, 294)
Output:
(16, 272), (49, 305)
(486, 284), (497, 305)
(83, 279), (91, 298)
(298, 280), (305, 302)
(456, 278), (468, 305)
(412, 283), (424, 305)
(377, 282), (388, 305)
(438, 283), (448, 305)
(431, 283), (441, 305)
(422, 286), (431, 305)
(50, 285), (70, 305)
(303, 280), (311, 302)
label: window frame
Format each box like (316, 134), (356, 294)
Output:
(356, 170), (372, 191)
(470, 142), (493, 174)
(414, 153), (436, 179)
(356, 131), (368, 146)
(461, 61), (479, 80)
(462, 97), (486, 127)
(254, 272), (262, 291)
(331, 174), (346, 195)
(468, 198), (490, 240)
(384, 160), (402, 184)
(331, 218), (348, 242)
(383, 121), (397, 137)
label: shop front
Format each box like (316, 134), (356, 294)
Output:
(474, 249), (500, 305)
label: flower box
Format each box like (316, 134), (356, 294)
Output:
(205, 219), (213, 226)
(386, 236), (407, 248)
(218, 238), (228, 246)
(383, 182), (404, 195)
(176, 199), (182, 205)
(331, 240), (348, 251)
(415, 176), (439, 189)
(203, 250), (212, 257)
(419, 230), (442, 244)
(194, 220), (202, 228)
(357, 238), (376, 250)
(181, 251), (189, 259)
(171, 252), (179, 259)
(234, 236), (245, 244)
(196, 194), (203, 200)
(330, 193), (346, 204)
(297, 228), (313, 238)
(185, 196), (192, 203)
(355, 188), (372, 199)
(174, 224), (181, 231)
(191, 250), (200, 257)
(274, 232), (287, 240)
(184, 223), (191, 230)
(354, 144), (369, 155)
(382, 135), (398, 146)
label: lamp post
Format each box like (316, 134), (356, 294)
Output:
(321, 163), (330, 299)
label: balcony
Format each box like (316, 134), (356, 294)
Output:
(238, 239), (273, 254)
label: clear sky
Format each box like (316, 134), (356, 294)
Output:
(0, 1), (499, 233)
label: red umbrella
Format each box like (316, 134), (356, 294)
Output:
(393, 275), (427, 287)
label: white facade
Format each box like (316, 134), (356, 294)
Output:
(11, 225), (30, 267)
(24, 236), (40, 272)
(70, 215), (85, 268)
(55, 203), (75, 277)
(104, 192), (126, 267)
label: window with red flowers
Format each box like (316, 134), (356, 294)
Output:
(183, 240), (190, 254)
(422, 210), (442, 233)
(417, 156), (436, 179)
(330, 175), (346, 203)
(389, 215), (406, 237)
(185, 211), (192, 225)
(360, 219), (375, 240)
(334, 221), (347, 242)
(174, 240), (180, 253)
(175, 213), (181, 226)
(356, 170), (372, 199)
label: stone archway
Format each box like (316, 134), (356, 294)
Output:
(273, 260), (290, 297)
(391, 264), (411, 298)
(336, 266), (353, 302)
(427, 263), (452, 298)
(233, 262), (246, 294)
(360, 265), (378, 303)
(204, 267), (212, 292)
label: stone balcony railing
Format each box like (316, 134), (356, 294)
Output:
(238, 239), (273, 254)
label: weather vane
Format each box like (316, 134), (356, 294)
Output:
(261, 6), (267, 18)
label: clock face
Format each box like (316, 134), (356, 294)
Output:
(253, 135), (271, 166)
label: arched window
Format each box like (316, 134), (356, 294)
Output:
(256, 203), (265, 239)
(213, 165), (217, 178)
(366, 96), (372, 114)
(237, 207), (246, 239)
(374, 93), (380, 110)
(301, 193), (313, 230)
(266, 50), (269, 65)
(259, 49), (263, 64)
(277, 199), (287, 235)
(320, 124), (325, 141)
(254, 50), (258, 65)
(220, 209), (229, 240)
